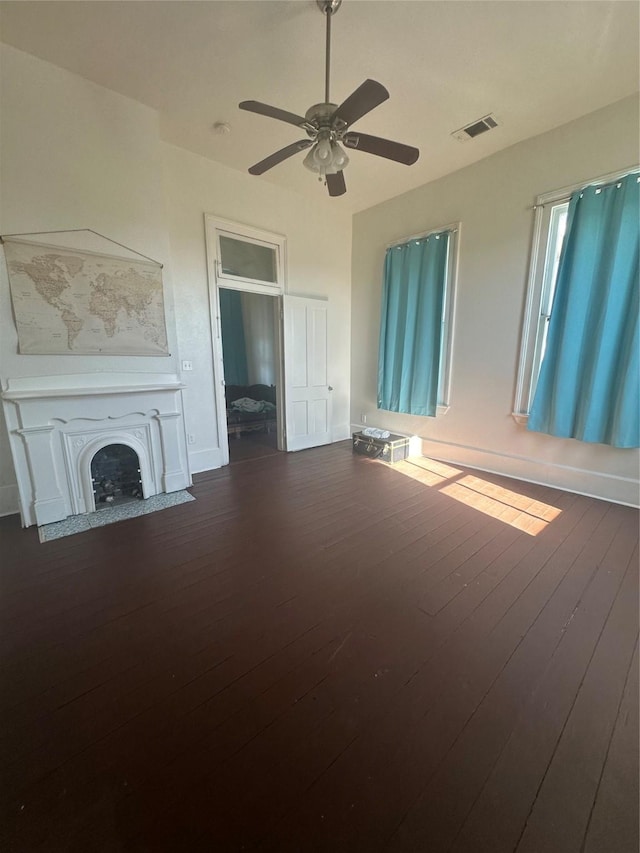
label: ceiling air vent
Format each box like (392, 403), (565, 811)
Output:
(451, 114), (499, 142)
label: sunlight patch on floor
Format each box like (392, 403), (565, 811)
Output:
(391, 459), (561, 536)
(440, 475), (562, 535)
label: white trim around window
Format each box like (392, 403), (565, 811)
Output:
(512, 165), (639, 425)
(205, 215), (287, 296)
(438, 224), (460, 414)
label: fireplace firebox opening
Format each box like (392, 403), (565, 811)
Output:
(91, 444), (143, 511)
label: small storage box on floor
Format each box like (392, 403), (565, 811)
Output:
(352, 431), (410, 464)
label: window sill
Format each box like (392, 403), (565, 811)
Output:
(376, 405), (450, 417)
(512, 412), (529, 426)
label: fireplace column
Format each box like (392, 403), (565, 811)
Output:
(154, 412), (189, 493)
(17, 425), (67, 525)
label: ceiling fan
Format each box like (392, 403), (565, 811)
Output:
(239, 0), (419, 197)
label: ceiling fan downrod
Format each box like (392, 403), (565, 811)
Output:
(318, 0), (342, 105)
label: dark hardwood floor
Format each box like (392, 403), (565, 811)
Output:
(0, 441), (637, 852)
(227, 429), (279, 465)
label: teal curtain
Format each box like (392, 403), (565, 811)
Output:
(377, 232), (450, 416)
(528, 173), (639, 447)
(219, 288), (249, 386)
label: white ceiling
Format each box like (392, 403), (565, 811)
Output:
(0, 1), (638, 212)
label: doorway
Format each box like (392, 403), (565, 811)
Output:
(219, 287), (281, 463)
(205, 214), (333, 467)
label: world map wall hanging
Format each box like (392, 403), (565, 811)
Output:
(3, 236), (169, 356)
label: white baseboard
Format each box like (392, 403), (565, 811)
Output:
(0, 482), (20, 518)
(417, 437), (639, 508)
(188, 446), (224, 475)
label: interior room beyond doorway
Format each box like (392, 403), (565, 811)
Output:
(219, 287), (280, 463)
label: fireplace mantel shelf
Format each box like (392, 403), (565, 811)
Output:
(2, 382), (186, 402)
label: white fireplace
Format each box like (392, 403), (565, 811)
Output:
(1, 373), (191, 527)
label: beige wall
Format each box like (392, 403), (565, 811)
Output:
(1, 41), (636, 515)
(0, 44), (352, 514)
(0, 45), (177, 515)
(162, 142), (352, 472)
(0, 47), (179, 377)
(351, 95), (639, 504)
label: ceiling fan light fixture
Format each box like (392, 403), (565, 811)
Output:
(302, 147), (321, 174)
(303, 138), (349, 176)
(330, 141), (349, 170)
(313, 136), (333, 165)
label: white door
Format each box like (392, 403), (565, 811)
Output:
(283, 295), (331, 451)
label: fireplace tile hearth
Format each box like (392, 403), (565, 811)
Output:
(38, 490), (195, 542)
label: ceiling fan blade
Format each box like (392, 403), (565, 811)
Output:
(248, 140), (313, 175)
(331, 79), (389, 129)
(239, 100), (309, 128)
(326, 171), (346, 197)
(343, 132), (419, 165)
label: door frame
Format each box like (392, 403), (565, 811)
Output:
(205, 214), (286, 466)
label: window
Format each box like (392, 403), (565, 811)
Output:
(206, 216), (286, 295)
(377, 224), (458, 417)
(513, 166), (638, 424)
(219, 235), (277, 283)
(530, 202), (568, 390)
